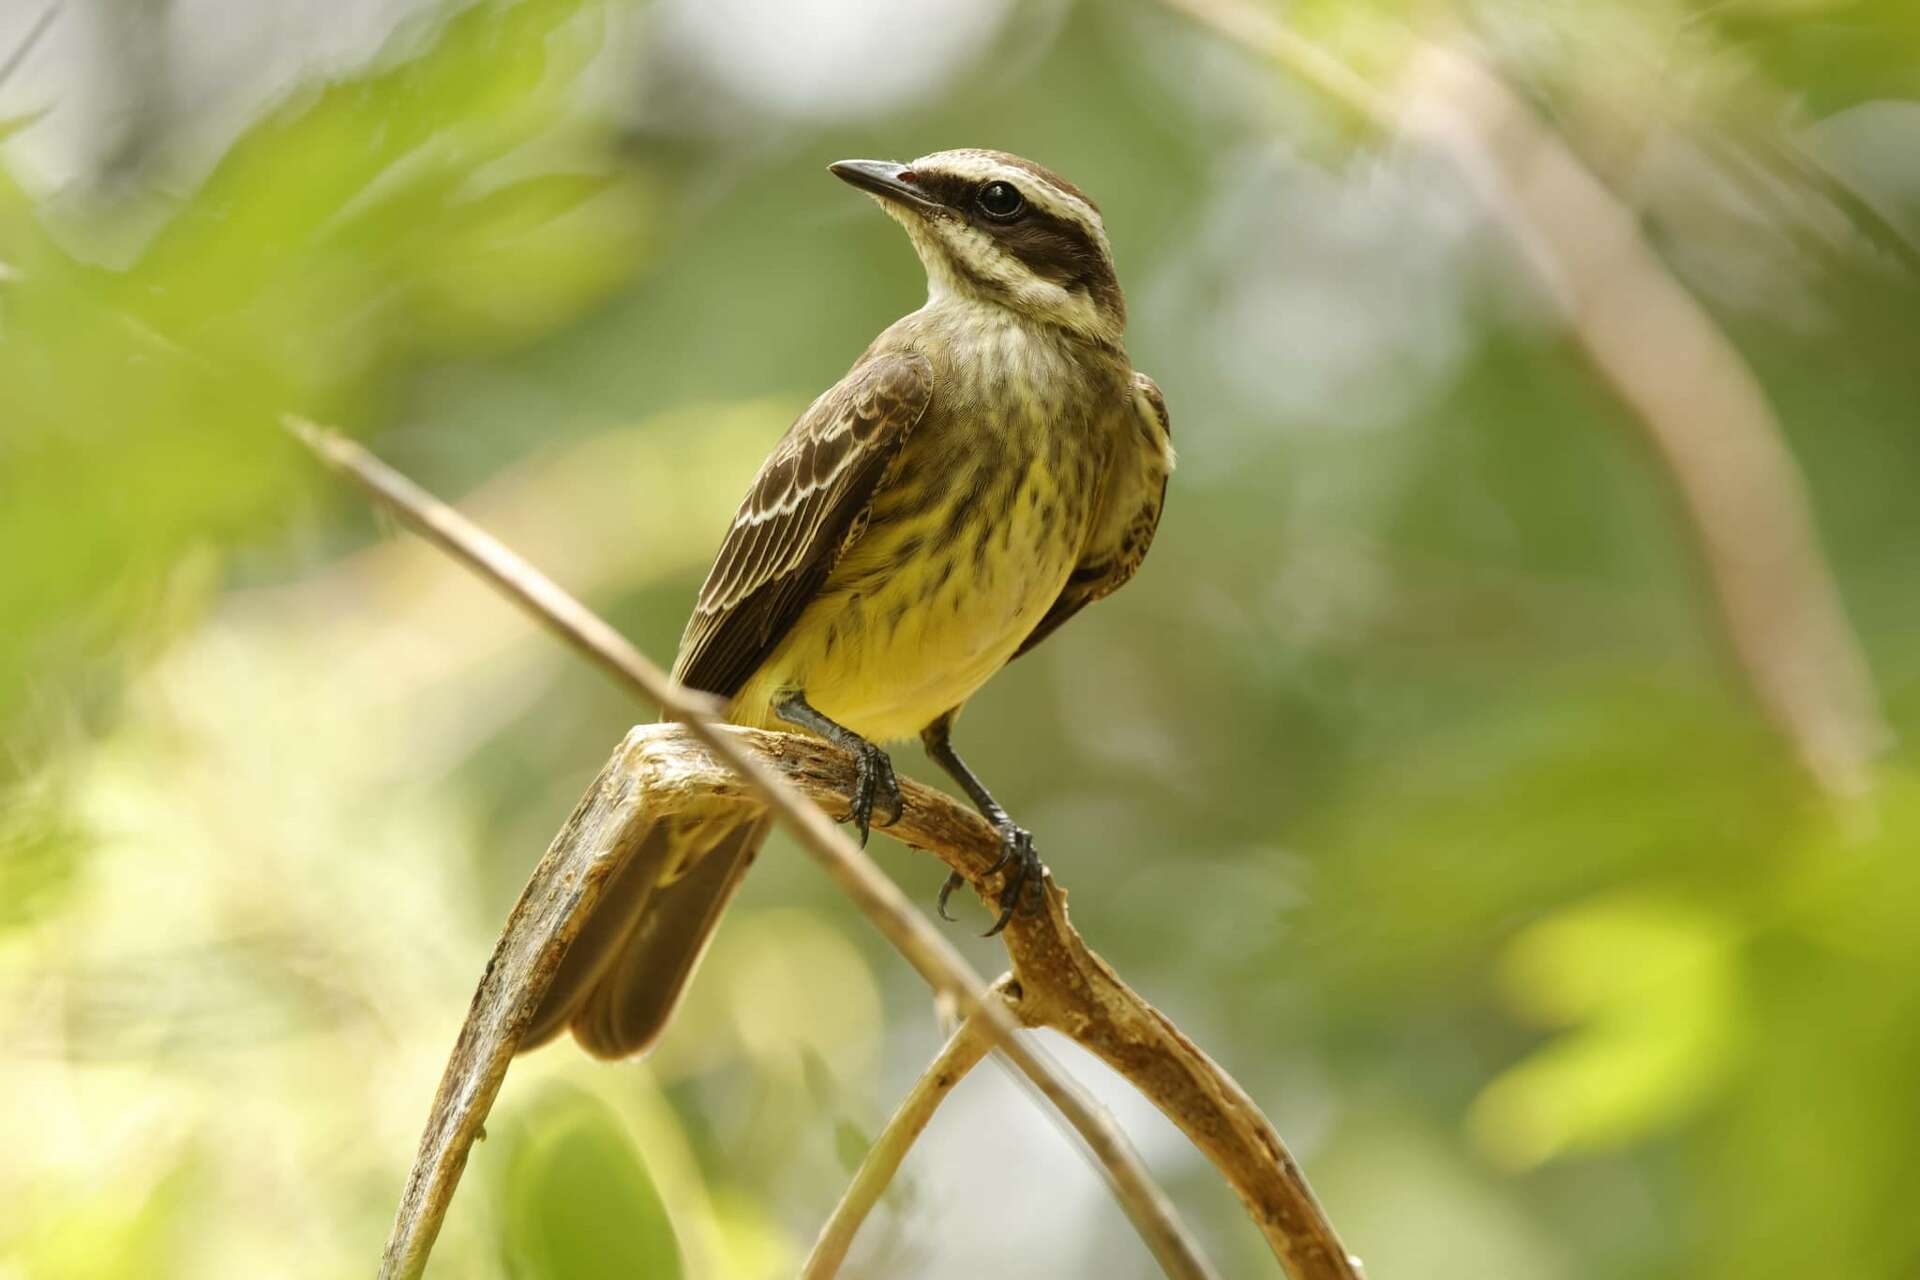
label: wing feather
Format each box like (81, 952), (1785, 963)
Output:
(672, 351), (935, 698)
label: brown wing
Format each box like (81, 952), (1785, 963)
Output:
(1014, 371), (1173, 661)
(671, 351), (934, 698)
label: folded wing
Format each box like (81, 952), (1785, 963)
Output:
(672, 351), (936, 699)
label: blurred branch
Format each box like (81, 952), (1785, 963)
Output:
(1398, 44), (1893, 797)
(1155, 0), (1388, 126)
(0, 6), (58, 94)
(1156, 0), (1892, 798)
(285, 421), (1268, 1280)
(1719, 132), (1920, 279)
(803, 983), (1000, 1278)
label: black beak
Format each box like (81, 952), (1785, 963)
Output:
(829, 159), (944, 215)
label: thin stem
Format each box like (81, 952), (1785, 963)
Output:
(284, 419), (1227, 1280)
(803, 992), (999, 1278)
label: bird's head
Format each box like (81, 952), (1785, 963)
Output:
(830, 149), (1124, 345)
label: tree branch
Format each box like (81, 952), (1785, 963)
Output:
(284, 421), (1277, 1280)
(1154, 0), (1890, 798)
(803, 984), (1000, 1278)
(726, 725), (1359, 1276)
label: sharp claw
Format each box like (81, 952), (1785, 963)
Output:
(873, 758), (903, 828)
(936, 871), (964, 922)
(934, 820), (1041, 934)
(973, 825), (1040, 935)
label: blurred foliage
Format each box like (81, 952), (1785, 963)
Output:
(498, 1086), (683, 1279)
(0, 0), (654, 742)
(3, 0), (1919, 1277)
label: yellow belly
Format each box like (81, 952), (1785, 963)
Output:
(729, 466), (1084, 742)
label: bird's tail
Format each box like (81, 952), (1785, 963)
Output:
(521, 811), (769, 1059)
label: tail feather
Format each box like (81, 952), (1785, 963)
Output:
(574, 815), (766, 1059)
(521, 813), (768, 1060)
(521, 821), (675, 1052)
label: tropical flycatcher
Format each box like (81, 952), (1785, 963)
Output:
(525, 150), (1173, 1058)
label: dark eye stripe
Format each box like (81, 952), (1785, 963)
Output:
(910, 170), (975, 209)
(997, 207), (1111, 282)
(914, 169), (1089, 234)
(911, 164), (1124, 323)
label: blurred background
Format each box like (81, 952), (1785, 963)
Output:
(3, 0), (1919, 1275)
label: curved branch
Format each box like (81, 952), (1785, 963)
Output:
(640, 725), (1359, 1278)
(286, 421), (1258, 1280)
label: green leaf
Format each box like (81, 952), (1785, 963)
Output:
(832, 1118), (872, 1176)
(501, 1088), (683, 1280)
(0, 0), (657, 732)
(1469, 894), (1743, 1169)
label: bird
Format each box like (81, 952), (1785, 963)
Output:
(523, 149), (1174, 1060)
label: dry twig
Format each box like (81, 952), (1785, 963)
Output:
(285, 420), (1346, 1278)
(803, 984), (1001, 1278)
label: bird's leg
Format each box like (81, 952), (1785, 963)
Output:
(920, 710), (1041, 936)
(773, 691), (901, 846)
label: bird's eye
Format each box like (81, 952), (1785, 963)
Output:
(976, 181), (1026, 221)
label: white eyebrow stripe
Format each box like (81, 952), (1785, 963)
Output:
(910, 150), (1111, 258)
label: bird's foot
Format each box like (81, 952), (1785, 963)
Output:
(983, 823), (1042, 935)
(847, 741), (902, 846)
(937, 822), (1042, 935)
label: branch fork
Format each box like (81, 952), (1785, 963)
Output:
(286, 419), (1355, 1279)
